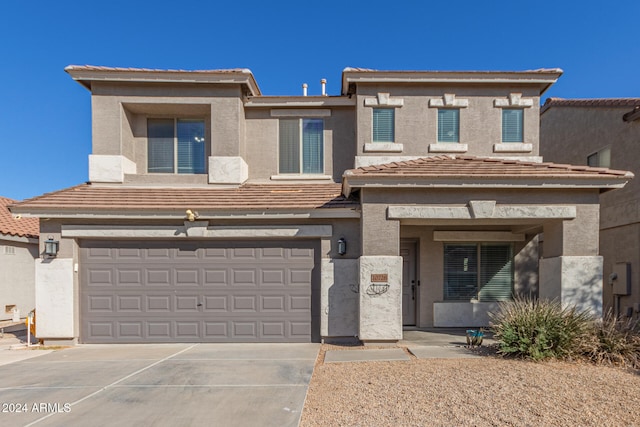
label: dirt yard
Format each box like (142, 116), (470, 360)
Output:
(300, 345), (640, 427)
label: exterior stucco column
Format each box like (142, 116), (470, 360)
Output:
(358, 197), (402, 342)
(540, 204), (603, 316)
(358, 256), (403, 342)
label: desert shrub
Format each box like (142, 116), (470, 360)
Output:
(580, 312), (640, 369)
(490, 297), (593, 361)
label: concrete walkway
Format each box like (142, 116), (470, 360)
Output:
(324, 328), (494, 362)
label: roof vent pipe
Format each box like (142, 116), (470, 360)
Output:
(321, 79), (327, 96)
(302, 83), (308, 96)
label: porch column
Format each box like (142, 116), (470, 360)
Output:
(359, 201), (402, 343)
(539, 204), (603, 316)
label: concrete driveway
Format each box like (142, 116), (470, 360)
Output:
(0, 343), (319, 427)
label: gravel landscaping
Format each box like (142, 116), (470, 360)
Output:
(301, 344), (640, 427)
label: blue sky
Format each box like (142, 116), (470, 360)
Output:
(1, 0), (638, 200)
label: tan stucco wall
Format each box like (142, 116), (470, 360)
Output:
(541, 106), (639, 314)
(400, 226), (538, 327)
(355, 84), (540, 158)
(359, 186), (600, 327)
(0, 239), (37, 321)
(90, 82), (244, 181)
(39, 215), (360, 340)
(360, 187), (600, 256)
(244, 108), (355, 182)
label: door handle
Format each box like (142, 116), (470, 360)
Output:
(411, 284), (416, 300)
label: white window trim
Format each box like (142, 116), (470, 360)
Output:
(364, 92), (404, 107)
(428, 93), (469, 108)
(429, 143), (468, 153)
(493, 93), (534, 108)
(364, 142), (404, 153)
(270, 174), (333, 181)
(493, 143), (533, 153)
(429, 95), (467, 149)
(270, 109), (331, 118)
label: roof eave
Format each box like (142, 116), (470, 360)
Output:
(65, 66), (262, 96)
(8, 207), (360, 220)
(341, 69), (563, 96)
(342, 175), (631, 195)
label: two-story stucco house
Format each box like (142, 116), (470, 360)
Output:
(10, 66), (632, 345)
(540, 98), (640, 320)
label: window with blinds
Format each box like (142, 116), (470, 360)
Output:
(437, 109), (460, 142)
(502, 109), (523, 142)
(373, 108), (395, 142)
(148, 119), (205, 174)
(444, 243), (513, 302)
(279, 118), (324, 174)
(587, 146), (611, 168)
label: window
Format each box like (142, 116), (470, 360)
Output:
(444, 243), (513, 302)
(437, 109), (460, 143)
(502, 109), (523, 142)
(279, 118), (323, 174)
(2, 246), (15, 255)
(148, 119), (205, 174)
(587, 147), (611, 168)
(373, 108), (395, 142)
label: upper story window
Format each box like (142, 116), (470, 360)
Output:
(148, 119), (205, 174)
(587, 146), (611, 168)
(501, 109), (524, 143)
(427, 94), (468, 153)
(373, 108), (395, 143)
(437, 109), (460, 143)
(279, 118), (324, 174)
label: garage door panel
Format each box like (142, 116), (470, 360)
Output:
(147, 295), (172, 311)
(119, 322), (143, 338)
(262, 295), (285, 311)
(118, 269), (143, 285)
(175, 269), (199, 285)
(80, 240), (316, 343)
(204, 269), (227, 286)
(290, 269), (312, 285)
(147, 269), (172, 285)
(203, 248), (227, 259)
(148, 322), (171, 338)
(87, 269), (114, 286)
(117, 295), (143, 311)
(88, 295), (114, 312)
(232, 269), (257, 285)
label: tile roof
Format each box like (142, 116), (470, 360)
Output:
(65, 65), (252, 74)
(11, 184), (358, 215)
(542, 97), (640, 113)
(343, 67), (563, 74)
(0, 197), (39, 238)
(345, 155), (634, 179)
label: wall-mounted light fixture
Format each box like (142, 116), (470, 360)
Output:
(337, 237), (347, 256)
(44, 236), (59, 258)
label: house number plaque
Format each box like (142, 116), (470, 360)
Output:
(371, 273), (388, 282)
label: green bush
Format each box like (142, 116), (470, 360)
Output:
(580, 312), (640, 369)
(489, 297), (593, 361)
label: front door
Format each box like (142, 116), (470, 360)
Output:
(401, 240), (417, 325)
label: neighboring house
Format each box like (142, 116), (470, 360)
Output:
(0, 197), (38, 321)
(10, 66), (632, 345)
(540, 98), (640, 319)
